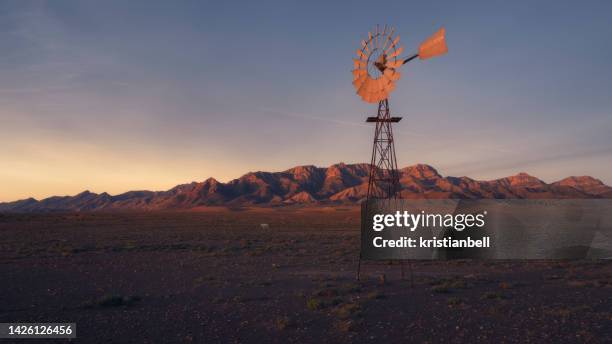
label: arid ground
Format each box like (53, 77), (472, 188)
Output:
(1, 207), (611, 343)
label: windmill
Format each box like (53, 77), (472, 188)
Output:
(353, 25), (448, 280)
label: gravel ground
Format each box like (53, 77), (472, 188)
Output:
(0, 209), (611, 343)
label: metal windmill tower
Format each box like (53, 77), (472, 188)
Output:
(352, 25), (448, 201)
(352, 25), (448, 280)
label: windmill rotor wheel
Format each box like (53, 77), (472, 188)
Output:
(352, 25), (403, 103)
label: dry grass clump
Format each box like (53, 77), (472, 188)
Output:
(447, 297), (463, 306)
(333, 302), (362, 319)
(336, 319), (358, 332)
(275, 316), (294, 330)
(366, 291), (385, 300)
(481, 291), (506, 300)
(306, 298), (325, 310)
(430, 277), (468, 293)
(83, 295), (141, 308)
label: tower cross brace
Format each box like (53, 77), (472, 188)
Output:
(365, 99), (402, 201)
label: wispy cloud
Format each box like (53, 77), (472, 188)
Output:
(259, 106), (515, 154)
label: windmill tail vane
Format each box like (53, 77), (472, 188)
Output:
(418, 27), (448, 60)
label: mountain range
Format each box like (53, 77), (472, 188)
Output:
(1, 163), (611, 212)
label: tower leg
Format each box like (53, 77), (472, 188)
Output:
(409, 261), (414, 287)
(356, 253), (362, 281)
(358, 98), (402, 281)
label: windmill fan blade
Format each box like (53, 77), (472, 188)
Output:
(379, 76), (389, 87)
(378, 78), (388, 91)
(353, 75), (366, 86)
(359, 88), (369, 102)
(373, 79), (382, 93)
(372, 79), (384, 95)
(365, 78), (375, 93)
(368, 79), (379, 95)
(352, 69), (367, 78)
(381, 27), (394, 51)
(353, 74), (367, 88)
(357, 91), (366, 102)
(361, 40), (369, 53)
(356, 49), (367, 59)
(419, 27), (448, 59)
(389, 46), (404, 58)
(357, 78), (371, 94)
(353, 77), (365, 90)
(384, 68), (401, 81)
(360, 79), (369, 94)
(385, 35), (400, 54)
(358, 88), (368, 98)
(392, 35), (401, 47)
(380, 77), (392, 89)
(354, 70), (367, 80)
(385, 60), (403, 69)
(374, 25), (379, 48)
(353, 59), (367, 69)
(380, 90), (391, 100)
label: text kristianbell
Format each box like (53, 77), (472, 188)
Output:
(372, 236), (491, 248)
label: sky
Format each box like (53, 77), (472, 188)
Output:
(1, 0), (611, 202)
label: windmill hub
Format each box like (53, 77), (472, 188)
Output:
(373, 53), (387, 73)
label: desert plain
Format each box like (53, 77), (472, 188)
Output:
(0, 207), (611, 343)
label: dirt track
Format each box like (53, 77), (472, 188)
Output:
(1, 208), (611, 343)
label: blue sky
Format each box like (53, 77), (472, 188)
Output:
(1, 0), (611, 201)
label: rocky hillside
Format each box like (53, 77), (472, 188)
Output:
(1, 163), (611, 212)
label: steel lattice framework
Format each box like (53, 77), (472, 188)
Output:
(365, 99), (402, 200)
